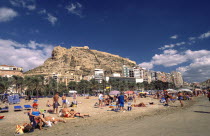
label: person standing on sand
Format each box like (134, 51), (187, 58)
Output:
(164, 91), (170, 106)
(62, 94), (67, 108)
(73, 93), (77, 103)
(118, 92), (125, 112)
(53, 93), (59, 114)
(98, 92), (103, 108)
(133, 93), (137, 103)
(178, 92), (184, 107)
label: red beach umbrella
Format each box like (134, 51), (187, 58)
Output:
(124, 91), (134, 94)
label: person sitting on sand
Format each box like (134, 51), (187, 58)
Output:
(46, 100), (52, 107)
(29, 103), (49, 126)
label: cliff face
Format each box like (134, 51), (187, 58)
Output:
(24, 46), (136, 78)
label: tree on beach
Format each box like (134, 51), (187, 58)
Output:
(136, 82), (144, 90)
(12, 75), (24, 94)
(89, 79), (99, 91)
(68, 81), (77, 90)
(24, 75), (44, 98)
(0, 76), (13, 93)
(58, 82), (68, 94)
(127, 81), (136, 90)
(77, 80), (89, 95)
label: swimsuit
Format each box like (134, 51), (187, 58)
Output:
(32, 111), (40, 116)
(53, 102), (59, 108)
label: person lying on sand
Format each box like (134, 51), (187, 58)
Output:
(133, 102), (146, 107)
(59, 106), (70, 117)
(65, 109), (90, 118)
(44, 116), (66, 124)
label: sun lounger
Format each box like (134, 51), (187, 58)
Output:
(14, 106), (23, 111)
(24, 105), (32, 110)
(33, 99), (38, 103)
(0, 107), (9, 113)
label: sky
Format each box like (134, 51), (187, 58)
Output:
(0, 0), (210, 83)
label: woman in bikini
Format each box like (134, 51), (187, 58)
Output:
(29, 103), (49, 125)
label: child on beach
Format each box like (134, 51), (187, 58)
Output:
(127, 102), (132, 111)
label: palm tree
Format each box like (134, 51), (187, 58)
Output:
(47, 78), (57, 96)
(68, 81), (77, 90)
(136, 82), (144, 90)
(78, 80), (89, 95)
(127, 81), (136, 91)
(89, 79), (99, 91)
(24, 75), (44, 98)
(0, 76), (13, 93)
(12, 75), (24, 93)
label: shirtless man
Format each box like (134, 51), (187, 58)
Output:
(62, 94), (67, 108)
(63, 109), (90, 118)
(53, 93), (59, 114)
(178, 92), (184, 107)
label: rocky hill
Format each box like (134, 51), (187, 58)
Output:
(201, 79), (210, 87)
(24, 46), (136, 80)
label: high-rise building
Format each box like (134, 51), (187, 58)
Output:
(94, 69), (104, 83)
(171, 71), (184, 87)
(122, 65), (130, 77)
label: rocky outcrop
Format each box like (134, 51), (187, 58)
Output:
(24, 46), (136, 79)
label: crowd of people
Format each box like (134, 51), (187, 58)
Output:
(14, 89), (210, 135)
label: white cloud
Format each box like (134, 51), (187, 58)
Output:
(170, 35), (178, 39)
(47, 13), (57, 25)
(38, 9), (47, 14)
(163, 49), (177, 55)
(159, 42), (185, 50)
(140, 48), (210, 82)
(27, 5), (36, 11)
(9, 0), (36, 11)
(139, 62), (153, 69)
(66, 2), (83, 17)
(199, 31), (210, 39)
(0, 38), (54, 71)
(0, 7), (18, 22)
(189, 37), (196, 41)
(152, 51), (187, 67)
(177, 55), (210, 82)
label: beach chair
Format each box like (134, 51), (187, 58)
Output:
(28, 112), (45, 129)
(14, 106), (23, 111)
(0, 107), (9, 113)
(24, 105), (32, 110)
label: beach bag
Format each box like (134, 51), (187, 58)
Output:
(23, 124), (34, 133)
(160, 98), (166, 103)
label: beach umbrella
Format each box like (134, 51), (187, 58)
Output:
(178, 89), (192, 92)
(109, 90), (120, 95)
(124, 91), (134, 94)
(166, 89), (178, 93)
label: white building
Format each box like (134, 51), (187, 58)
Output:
(94, 69), (104, 83)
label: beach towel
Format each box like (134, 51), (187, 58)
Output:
(24, 105), (32, 110)
(14, 106), (23, 111)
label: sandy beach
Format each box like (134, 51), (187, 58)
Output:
(0, 95), (195, 136)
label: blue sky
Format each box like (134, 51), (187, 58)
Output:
(0, 0), (210, 82)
